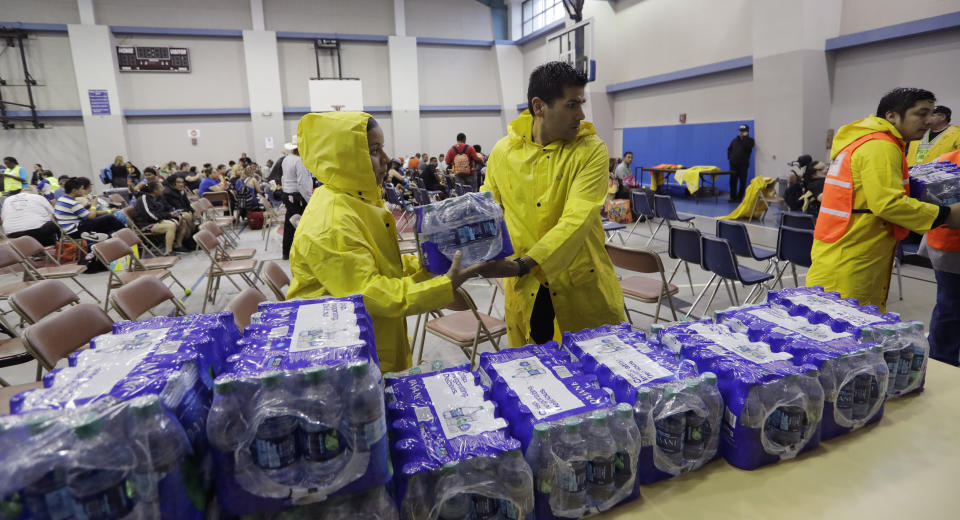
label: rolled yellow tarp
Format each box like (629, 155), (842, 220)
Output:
(721, 176), (777, 220)
(674, 165), (721, 194)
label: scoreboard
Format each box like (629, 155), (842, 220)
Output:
(116, 46), (190, 72)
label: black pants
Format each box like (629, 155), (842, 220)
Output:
(282, 192), (308, 260)
(529, 285), (556, 344)
(729, 162), (749, 202)
(7, 222), (60, 247)
(69, 215), (124, 238)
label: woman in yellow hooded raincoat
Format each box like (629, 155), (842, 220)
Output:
(287, 112), (483, 372)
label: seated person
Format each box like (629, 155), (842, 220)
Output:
(132, 167), (160, 192)
(36, 170), (60, 200)
(54, 177), (124, 241)
(422, 157), (445, 193)
(133, 181), (191, 254)
(288, 112), (493, 372)
(234, 165), (264, 214)
(801, 160), (828, 216)
(197, 167), (227, 197)
(2, 188), (59, 246)
(163, 175), (196, 238)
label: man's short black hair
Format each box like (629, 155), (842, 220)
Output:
(144, 166), (157, 175)
(623, 151), (633, 157)
(64, 177), (86, 193)
(473, 144), (481, 153)
(367, 116), (379, 131)
(527, 61), (588, 114)
(456, 132), (466, 143)
(933, 105), (952, 123)
(3, 157), (16, 165)
(876, 88), (936, 120)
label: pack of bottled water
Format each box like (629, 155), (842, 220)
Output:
(415, 191), (514, 274)
(562, 323), (723, 484)
(657, 321), (824, 470)
(714, 304), (889, 440)
(909, 160), (960, 205)
(207, 296), (391, 517)
(2, 320), (225, 520)
(231, 486), (398, 520)
(385, 367), (534, 520)
(767, 286), (927, 398)
(478, 343), (641, 518)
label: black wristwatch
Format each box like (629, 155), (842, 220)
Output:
(514, 257), (530, 277)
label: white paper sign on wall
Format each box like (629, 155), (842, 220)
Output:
(308, 79), (363, 112)
(265, 137), (274, 149)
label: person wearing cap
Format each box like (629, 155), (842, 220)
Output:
(807, 88), (960, 311)
(280, 139), (316, 260)
(906, 105), (960, 166)
(727, 124), (755, 203)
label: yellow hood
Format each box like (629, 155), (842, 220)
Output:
(506, 109), (597, 144)
(831, 115), (903, 160)
(297, 111), (380, 201)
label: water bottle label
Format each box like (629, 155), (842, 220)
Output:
(73, 481), (132, 520)
(910, 346), (925, 372)
(499, 498), (519, 520)
(587, 456), (615, 486)
(42, 488), (73, 520)
(836, 383), (853, 409)
(783, 294), (884, 327)
(687, 324), (791, 365)
(724, 406), (737, 429)
(614, 450), (633, 479)
(573, 335), (672, 386)
(655, 427), (684, 453)
(252, 435), (298, 469)
(559, 462), (587, 493)
(746, 308), (851, 342)
(360, 417), (387, 446)
(472, 494), (500, 519)
(490, 357), (586, 419)
(299, 426), (347, 462)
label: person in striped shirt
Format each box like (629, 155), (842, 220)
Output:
(55, 177), (124, 241)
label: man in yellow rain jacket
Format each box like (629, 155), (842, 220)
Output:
(287, 112), (486, 372)
(807, 88), (960, 310)
(480, 61), (625, 347)
(906, 105), (960, 166)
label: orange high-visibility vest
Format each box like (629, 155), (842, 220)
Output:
(815, 132), (910, 243)
(926, 149), (960, 252)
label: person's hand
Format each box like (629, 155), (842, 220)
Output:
(472, 258), (521, 278)
(945, 203), (960, 229)
(444, 250), (486, 290)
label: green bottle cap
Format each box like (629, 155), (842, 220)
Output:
(304, 366), (326, 384)
(73, 415), (103, 440)
(615, 402), (633, 419)
(260, 371), (283, 388)
(591, 410), (608, 425)
(562, 417), (580, 433)
(533, 423), (551, 438)
(349, 362), (370, 377)
(214, 377), (238, 395)
(701, 372), (717, 385)
(130, 395), (162, 418)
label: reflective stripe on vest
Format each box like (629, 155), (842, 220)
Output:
(814, 132), (910, 243)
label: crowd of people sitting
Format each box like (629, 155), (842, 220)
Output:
(1, 152), (283, 259)
(383, 133), (488, 203)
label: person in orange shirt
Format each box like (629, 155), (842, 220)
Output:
(919, 148), (960, 366)
(407, 153), (420, 170)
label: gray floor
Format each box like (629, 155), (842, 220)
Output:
(0, 207), (938, 387)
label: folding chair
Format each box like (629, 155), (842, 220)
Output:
(3, 304), (113, 412)
(200, 221), (256, 260)
(779, 211), (815, 230)
(225, 287), (268, 330)
(110, 275), (187, 321)
(203, 190), (233, 219)
(8, 236), (100, 303)
(716, 220), (777, 273)
(9, 279), (79, 326)
(771, 226), (814, 289)
(262, 260), (290, 301)
(91, 238), (174, 312)
(122, 206), (165, 257)
(748, 177), (783, 223)
(0, 244), (39, 333)
(413, 288), (506, 370)
(666, 226), (702, 297)
(113, 228), (189, 293)
(194, 230), (262, 313)
(649, 195), (694, 247)
(259, 195), (285, 250)
(384, 184), (415, 235)
(410, 186), (432, 207)
(624, 190), (657, 242)
(603, 221), (626, 244)
(107, 193), (129, 208)
(693, 236), (774, 318)
(193, 198), (240, 245)
(605, 243), (679, 324)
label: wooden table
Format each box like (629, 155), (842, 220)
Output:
(595, 360), (958, 520)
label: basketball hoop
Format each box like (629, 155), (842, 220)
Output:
(331, 104), (345, 112)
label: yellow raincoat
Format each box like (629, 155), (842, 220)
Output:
(720, 176), (776, 220)
(287, 112), (453, 372)
(806, 116), (940, 310)
(482, 110), (625, 348)
(674, 165), (720, 194)
(906, 125), (960, 166)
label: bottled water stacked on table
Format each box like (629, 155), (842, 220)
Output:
(0, 317), (228, 520)
(206, 296), (393, 517)
(561, 323), (723, 484)
(415, 191), (514, 275)
(768, 286), (927, 398)
(385, 367), (534, 520)
(908, 160), (960, 205)
(478, 343), (641, 519)
(657, 321), (825, 471)
(714, 300), (890, 440)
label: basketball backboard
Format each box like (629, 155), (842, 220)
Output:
(546, 18), (595, 82)
(308, 79), (364, 112)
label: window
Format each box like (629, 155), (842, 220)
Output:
(522, 0), (565, 37)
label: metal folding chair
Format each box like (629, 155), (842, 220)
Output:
(716, 220), (777, 273)
(771, 225), (814, 289)
(692, 235), (774, 318)
(91, 238), (175, 312)
(605, 243), (679, 324)
(413, 287), (506, 370)
(8, 236), (100, 304)
(648, 195), (694, 247)
(194, 230), (262, 313)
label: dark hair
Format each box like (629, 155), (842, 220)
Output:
(145, 180), (162, 194)
(367, 117), (379, 131)
(934, 105), (952, 123)
(144, 167), (157, 175)
(42, 170), (53, 177)
(64, 177), (86, 193)
(58, 175), (70, 182)
(203, 162), (212, 169)
(876, 88), (936, 120)
(3, 157), (16, 165)
(473, 144), (482, 153)
(527, 61), (588, 114)
(190, 166), (197, 173)
(456, 132), (466, 143)
(229, 160), (236, 166)
(217, 164), (226, 170)
(179, 162), (188, 169)
(623, 151), (633, 157)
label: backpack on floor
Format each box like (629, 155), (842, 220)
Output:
(246, 210), (264, 230)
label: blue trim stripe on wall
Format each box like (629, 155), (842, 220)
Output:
(513, 19), (565, 46)
(622, 120), (755, 195)
(0, 22), (68, 32)
(607, 56), (753, 94)
(826, 10), (960, 50)
(124, 108), (251, 116)
(283, 106), (393, 114)
(516, 103), (527, 112)
(415, 37), (494, 47)
(275, 31), (389, 42)
(109, 26), (243, 37)
(420, 105), (501, 112)
(7, 109), (81, 118)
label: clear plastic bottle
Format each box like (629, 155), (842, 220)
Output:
(524, 423), (554, 510)
(472, 493), (502, 520)
(653, 388), (685, 466)
(851, 354), (872, 421)
(763, 376), (807, 449)
(437, 463), (471, 520)
(128, 395), (187, 508)
(874, 328), (900, 395)
(207, 376), (250, 452)
(683, 385), (709, 462)
(67, 415), (136, 520)
(904, 321), (926, 386)
(297, 366), (345, 487)
(835, 356), (855, 422)
(344, 362), (385, 454)
(21, 418), (73, 520)
(610, 403), (640, 492)
(497, 450), (531, 520)
(250, 371), (300, 484)
(355, 487), (398, 520)
(552, 417), (587, 515)
(585, 410), (617, 505)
